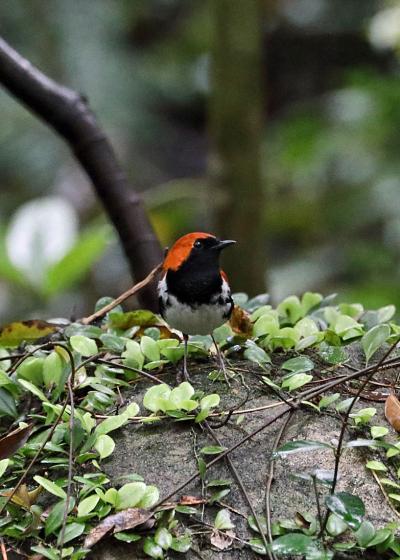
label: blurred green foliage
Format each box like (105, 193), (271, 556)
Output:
(1, 0), (400, 321)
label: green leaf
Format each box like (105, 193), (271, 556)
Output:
(45, 499), (75, 536)
(77, 494), (100, 516)
(175, 505), (198, 514)
(248, 515), (267, 534)
(249, 538), (267, 555)
(201, 445), (226, 455)
(270, 533), (313, 555)
(57, 522), (85, 545)
(114, 532), (141, 543)
(282, 356), (314, 373)
(350, 407), (376, 425)
(318, 343), (348, 365)
(277, 296), (303, 324)
(281, 373), (313, 391)
(170, 534), (192, 553)
(0, 459), (9, 478)
(0, 388), (17, 417)
(137, 485), (159, 509)
(355, 520), (375, 547)
(274, 440), (333, 457)
(366, 460), (387, 472)
(70, 335), (98, 357)
(326, 513), (348, 536)
(244, 342), (271, 365)
(117, 482), (147, 510)
(325, 492), (365, 530)
(43, 352), (63, 389)
(365, 528), (393, 548)
(336, 397), (356, 413)
(377, 305), (396, 323)
(319, 393), (340, 410)
(362, 324), (390, 363)
(18, 379), (48, 402)
(122, 340), (145, 370)
(371, 426), (389, 439)
(169, 382), (194, 407)
(31, 545), (60, 560)
(141, 336), (160, 362)
(94, 434), (115, 459)
(143, 384), (171, 413)
(155, 527), (172, 550)
(214, 508), (234, 530)
(17, 357), (44, 385)
(200, 394), (220, 410)
(44, 226), (110, 295)
(94, 413), (129, 436)
(34, 475), (66, 499)
(143, 537), (164, 559)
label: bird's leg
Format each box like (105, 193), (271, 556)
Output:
(211, 334), (231, 385)
(178, 333), (190, 383)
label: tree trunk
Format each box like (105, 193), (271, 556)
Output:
(209, 0), (266, 295)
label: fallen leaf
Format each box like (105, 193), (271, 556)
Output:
(0, 483), (42, 509)
(229, 305), (252, 337)
(108, 310), (160, 330)
(0, 424), (32, 460)
(179, 495), (206, 506)
(0, 321), (58, 347)
(210, 529), (235, 550)
(385, 394), (400, 432)
(84, 508), (154, 548)
(295, 512), (311, 530)
(136, 326), (179, 340)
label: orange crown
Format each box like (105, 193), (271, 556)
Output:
(162, 232), (215, 271)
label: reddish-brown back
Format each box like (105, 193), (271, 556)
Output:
(162, 232), (215, 271)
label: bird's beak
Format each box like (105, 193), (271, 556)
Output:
(213, 239), (236, 251)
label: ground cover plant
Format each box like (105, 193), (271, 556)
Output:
(1, 291), (400, 559)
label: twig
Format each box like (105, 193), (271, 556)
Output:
(312, 475), (324, 539)
(81, 263), (162, 324)
(370, 470), (400, 520)
(0, 538), (8, 560)
(58, 346), (77, 556)
(319, 337), (400, 536)
(264, 411), (293, 560)
(96, 358), (164, 385)
(204, 420), (270, 555)
(154, 407), (291, 509)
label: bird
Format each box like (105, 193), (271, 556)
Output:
(158, 232), (236, 382)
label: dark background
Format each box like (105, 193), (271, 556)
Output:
(1, 0), (399, 322)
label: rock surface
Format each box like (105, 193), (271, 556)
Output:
(88, 348), (399, 559)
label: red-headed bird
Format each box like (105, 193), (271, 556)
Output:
(158, 232), (236, 381)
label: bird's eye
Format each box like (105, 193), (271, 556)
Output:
(194, 240), (202, 248)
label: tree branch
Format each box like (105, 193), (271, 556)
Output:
(0, 36), (163, 310)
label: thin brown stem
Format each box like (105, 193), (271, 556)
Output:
(81, 263), (162, 324)
(204, 420), (270, 554)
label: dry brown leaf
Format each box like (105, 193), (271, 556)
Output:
(229, 305), (252, 337)
(179, 495), (206, 506)
(210, 529), (235, 550)
(84, 508), (154, 548)
(0, 484), (43, 509)
(0, 424), (32, 460)
(385, 394), (400, 432)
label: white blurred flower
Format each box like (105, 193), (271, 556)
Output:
(369, 5), (400, 50)
(6, 196), (78, 286)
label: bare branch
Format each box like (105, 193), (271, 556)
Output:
(0, 36), (163, 309)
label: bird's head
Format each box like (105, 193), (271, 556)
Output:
(162, 232), (236, 273)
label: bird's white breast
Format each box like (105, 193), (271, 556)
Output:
(158, 276), (231, 336)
